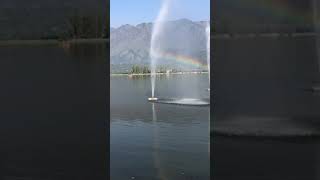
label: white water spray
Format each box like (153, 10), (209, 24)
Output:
(150, 0), (171, 98)
(206, 23), (211, 155)
(206, 22), (210, 84)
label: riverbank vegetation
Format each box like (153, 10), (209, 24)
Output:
(130, 65), (185, 74)
(109, 65), (207, 76)
(0, 8), (108, 41)
(66, 11), (107, 40)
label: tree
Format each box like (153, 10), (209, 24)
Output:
(142, 66), (150, 74)
(68, 11), (82, 38)
(131, 65), (141, 74)
(67, 9), (105, 39)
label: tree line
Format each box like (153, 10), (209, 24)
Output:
(40, 10), (108, 40)
(130, 65), (181, 74)
(131, 65), (150, 74)
(66, 11), (107, 39)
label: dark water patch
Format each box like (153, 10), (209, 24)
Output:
(212, 136), (320, 180)
(212, 36), (320, 180)
(0, 43), (107, 179)
(213, 116), (320, 138)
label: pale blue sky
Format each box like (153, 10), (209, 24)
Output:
(111, 0), (210, 28)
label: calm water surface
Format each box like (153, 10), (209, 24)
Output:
(111, 74), (210, 180)
(212, 37), (320, 180)
(0, 43), (107, 180)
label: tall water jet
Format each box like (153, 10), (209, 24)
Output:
(150, 0), (171, 98)
(206, 21), (210, 86)
(206, 22), (210, 152)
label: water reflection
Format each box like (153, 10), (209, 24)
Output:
(111, 75), (209, 179)
(213, 136), (320, 180)
(61, 41), (107, 64)
(0, 43), (107, 179)
(212, 36), (320, 180)
(151, 103), (168, 180)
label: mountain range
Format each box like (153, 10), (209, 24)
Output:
(111, 19), (209, 73)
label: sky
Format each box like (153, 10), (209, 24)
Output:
(111, 0), (210, 28)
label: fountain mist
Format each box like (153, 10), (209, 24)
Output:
(150, 0), (171, 98)
(206, 22), (210, 84)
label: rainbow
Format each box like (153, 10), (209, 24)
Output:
(230, 0), (313, 24)
(153, 50), (207, 69)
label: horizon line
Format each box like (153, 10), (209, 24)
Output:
(111, 18), (210, 29)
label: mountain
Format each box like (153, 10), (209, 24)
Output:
(111, 19), (209, 73)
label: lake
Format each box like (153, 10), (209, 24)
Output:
(212, 36), (320, 180)
(0, 42), (108, 180)
(111, 74), (210, 180)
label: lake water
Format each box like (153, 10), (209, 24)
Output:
(111, 74), (210, 180)
(3, 36), (320, 180)
(212, 36), (320, 180)
(0, 43), (108, 180)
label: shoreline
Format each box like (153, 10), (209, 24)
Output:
(0, 38), (108, 46)
(212, 32), (317, 39)
(111, 71), (208, 76)
(0, 32), (316, 46)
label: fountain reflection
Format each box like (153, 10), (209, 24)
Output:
(151, 103), (169, 180)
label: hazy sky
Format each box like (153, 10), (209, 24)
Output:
(111, 0), (210, 28)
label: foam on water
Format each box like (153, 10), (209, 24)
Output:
(150, 98), (210, 106)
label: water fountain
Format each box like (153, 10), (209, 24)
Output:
(148, 0), (210, 106)
(206, 21), (210, 91)
(150, 0), (171, 101)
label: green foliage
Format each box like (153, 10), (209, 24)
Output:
(142, 66), (150, 74)
(131, 65), (151, 74)
(130, 65), (178, 74)
(67, 10), (105, 39)
(158, 65), (170, 73)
